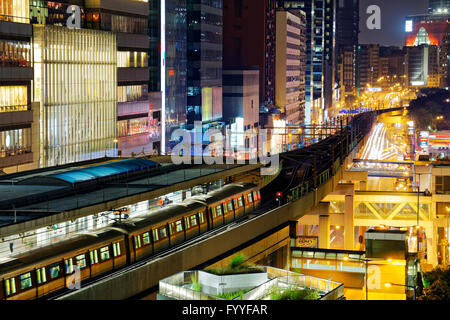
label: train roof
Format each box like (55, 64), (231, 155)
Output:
(189, 182), (258, 205)
(114, 200), (207, 233)
(0, 228), (123, 276)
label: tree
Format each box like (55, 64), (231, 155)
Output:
(418, 266), (450, 300)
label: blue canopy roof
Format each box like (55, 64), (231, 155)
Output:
(48, 158), (159, 184)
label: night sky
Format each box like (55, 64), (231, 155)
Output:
(359, 0), (429, 47)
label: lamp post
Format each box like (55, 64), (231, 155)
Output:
(385, 282), (416, 300)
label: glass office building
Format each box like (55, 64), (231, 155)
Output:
(33, 25), (117, 167)
(151, 0), (188, 154)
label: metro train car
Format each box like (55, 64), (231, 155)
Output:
(0, 182), (260, 300)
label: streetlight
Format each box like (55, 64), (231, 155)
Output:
(384, 282), (416, 300)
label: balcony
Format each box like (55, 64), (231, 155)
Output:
(0, 110), (33, 127)
(0, 67), (33, 81)
(117, 67), (149, 83)
(0, 150), (33, 169)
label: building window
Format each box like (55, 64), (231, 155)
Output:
(435, 176), (450, 193)
(0, 86), (28, 113)
(20, 272), (32, 290)
(0, 0), (29, 23)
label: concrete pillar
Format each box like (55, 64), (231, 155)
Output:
(319, 215), (330, 249)
(360, 181), (367, 191)
(344, 194), (355, 250)
(425, 225), (437, 266)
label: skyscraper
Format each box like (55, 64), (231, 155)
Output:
(276, 0), (337, 124)
(186, 0), (223, 127)
(150, 0), (188, 154)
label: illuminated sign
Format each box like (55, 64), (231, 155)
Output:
(419, 131), (429, 148)
(405, 20), (413, 32)
(296, 236), (318, 248)
(366, 87), (382, 92)
(338, 108), (373, 114)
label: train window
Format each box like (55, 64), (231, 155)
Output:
(198, 212), (205, 224)
(159, 227), (167, 239)
(152, 229), (159, 242)
(228, 201), (233, 212)
(76, 254), (87, 269)
(216, 205), (222, 217)
(100, 247), (110, 261)
(238, 197), (243, 207)
(233, 198), (239, 208)
(211, 207), (216, 218)
(257, 191), (261, 199)
(113, 242), (122, 257)
(190, 214), (198, 227)
(184, 217), (190, 229)
(142, 232), (151, 245)
(20, 272), (32, 290)
(253, 191), (258, 200)
(90, 250), (99, 265)
(175, 220), (183, 233)
(36, 267), (47, 284)
(49, 263), (60, 279)
(134, 235), (142, 249)
(248, 193), (253, 203)
(244, 195), (249, 205)
(223, 202), (228, 214)
(5, 278), (16, 296)
(65, 258), (74, 274)
(169, 222), (174, 235)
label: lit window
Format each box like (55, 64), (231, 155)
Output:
(191, 215), (198, 226)
(142, 232), (151, 245)
(100, 247), (110, 261)
(65, 258), (74, 274)
(5, 278), (16, 296)
(36, 267), (47, 284)
(90, 250), (99, 265)
(216, 205), (222, 217)
(184, 217), (190, 229)
(49, 264), (60, 279)
(76, 254), (87, 269)
(228, 201), (233, 212)
(152, 229), (159, 242)
(134, 235), (142, 249)
(248, 193), (253, 203)
(199, 212), (205, 224)
(113, 242), (121, 257)
(159, 227), (167, 239)
(238, 197), (243, 207)
(20, 273), (32, 290)
(175, 220), (183, 233)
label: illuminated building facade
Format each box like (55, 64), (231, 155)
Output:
(428, 0), (450, 14)
(149, 0), (188, 154)
(406, 44), (440, 88)
(33, 25), (117, 167)
(275, 9), (306, 125)
(83, 0), (161, 156)
(186, 0), (223, 128)
(0, 0), (36, 173)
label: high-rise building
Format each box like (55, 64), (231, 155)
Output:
(33, 24), (117, 167)
(358, 44), (380, 89)
(275, 9), (306, 125)
(405, 13), (449, 87)
(149, 0), (187, 154)
(0, 0), (36, 173)
(83, 0), (161, 156)
(336, 0), (359, 52)
(428, 0), (450, 14)
(276, 0), (337, 124)
(407, 44), (440, 88)
(223, 0), (276, 110)
(186, 0), (223, 127)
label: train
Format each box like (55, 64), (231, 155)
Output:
(0, 182), (261, 300)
